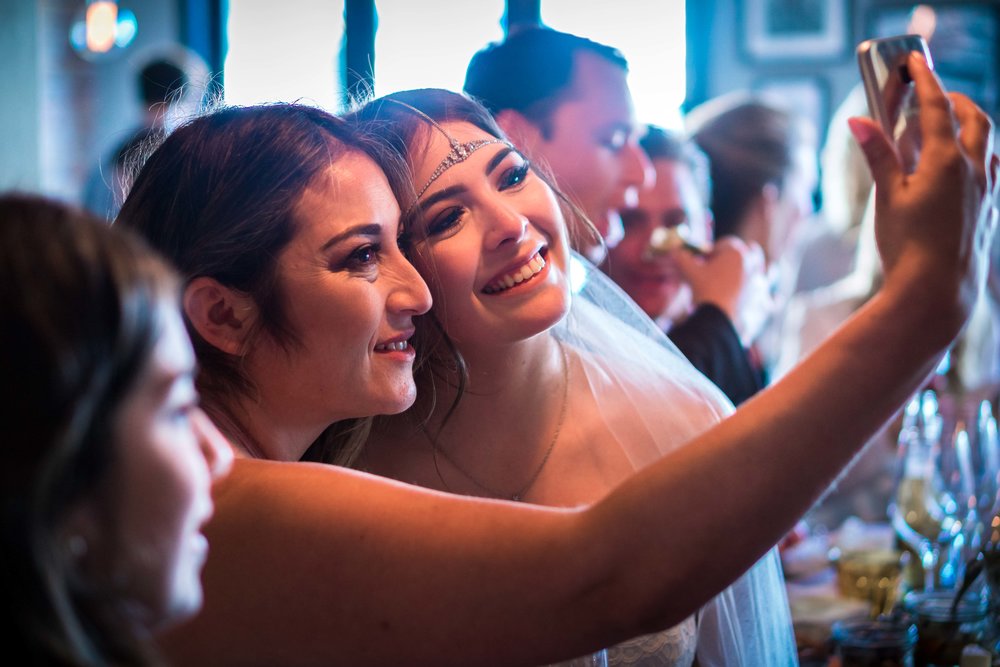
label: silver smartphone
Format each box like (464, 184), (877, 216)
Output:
(857, 34), (934, 173)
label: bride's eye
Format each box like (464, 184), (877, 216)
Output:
(499, 161), (531, 192)
(427, 206), (465, 237)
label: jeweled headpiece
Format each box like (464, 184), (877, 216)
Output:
(383, 98), (513, 201)
(415, 136), (509, 199)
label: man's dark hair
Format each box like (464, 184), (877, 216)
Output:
(138, 58), (188, 107)
(640, 125), (712, 207)
(464, 27), (627, 137)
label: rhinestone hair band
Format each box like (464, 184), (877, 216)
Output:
(415, 136), (510, 199)
(382, 98), (513, 201)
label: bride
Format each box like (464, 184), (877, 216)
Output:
(351, 89), (796, 665)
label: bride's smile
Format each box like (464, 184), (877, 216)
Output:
(482, 247), (549, 294)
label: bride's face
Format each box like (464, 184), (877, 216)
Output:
(406, 121), (571, 348)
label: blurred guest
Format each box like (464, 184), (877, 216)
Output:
(794, 84), (873, 295)
(688, 94), (819, 377)
(0, 194), (231, 664)
(83, 52), (205, 221)
(605, 126), (772, 404)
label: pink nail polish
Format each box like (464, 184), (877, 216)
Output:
(848, 118), (876, 145)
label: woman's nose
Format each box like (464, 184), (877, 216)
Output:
(389, 255), (433, 316)
(484, 201), (529, 250)
(620, 139), (654, 194)
(192, 408), (234, 481)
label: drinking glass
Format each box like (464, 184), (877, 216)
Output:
(932, 422), (976, 588)
(835, 549), (906, 617)
(831, 616), (917, 667)
(969, 401), (1000, 526)
(890, 391), (946, 591)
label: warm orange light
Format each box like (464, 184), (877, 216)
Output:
(85, 1), (118, 53)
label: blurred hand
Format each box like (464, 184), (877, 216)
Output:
(851, 53), (999, 340)
(672, 236), (774, 347)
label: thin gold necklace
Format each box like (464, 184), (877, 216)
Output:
(427, 340), (570, 502)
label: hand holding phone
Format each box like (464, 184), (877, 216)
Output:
(857, 34), (934, 173)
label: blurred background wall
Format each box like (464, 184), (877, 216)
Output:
(0, 0), (995, 206)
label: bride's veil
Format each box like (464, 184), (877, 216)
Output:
(554, 253), (797, 666)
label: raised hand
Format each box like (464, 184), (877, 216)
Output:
(850, 53), (998, 340)
(671, 236), (773, 346)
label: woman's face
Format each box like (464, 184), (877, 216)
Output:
(109, 301), (232, 629)
(407, 121), (571, 350)
(247, 151), (432, 428)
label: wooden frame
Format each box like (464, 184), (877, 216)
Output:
(742, 0), (849, 62)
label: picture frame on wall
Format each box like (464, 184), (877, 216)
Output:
(742, 0), (849, 62)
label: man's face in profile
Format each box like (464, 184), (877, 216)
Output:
(529, 51), (651, 259)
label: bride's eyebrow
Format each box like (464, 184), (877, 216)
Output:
(417, 185), (463, 212)
(416, 146), (516, 213)
(485, 146), (514, 174)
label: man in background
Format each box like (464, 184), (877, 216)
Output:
(465, 28), (647, 263)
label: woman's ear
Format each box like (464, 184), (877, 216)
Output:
(183, 277), (256, 355)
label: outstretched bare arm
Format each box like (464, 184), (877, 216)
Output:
(160, 56), (997, 667)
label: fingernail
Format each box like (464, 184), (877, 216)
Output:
(847, 117), (876, 145)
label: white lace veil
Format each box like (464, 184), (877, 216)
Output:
(555, 254), (797, 666)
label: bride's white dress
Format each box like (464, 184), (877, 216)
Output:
(550, 256), (797, 667)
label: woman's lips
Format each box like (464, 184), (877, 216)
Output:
(374, 340), (411, 352)
(483, 250), (547, 294)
